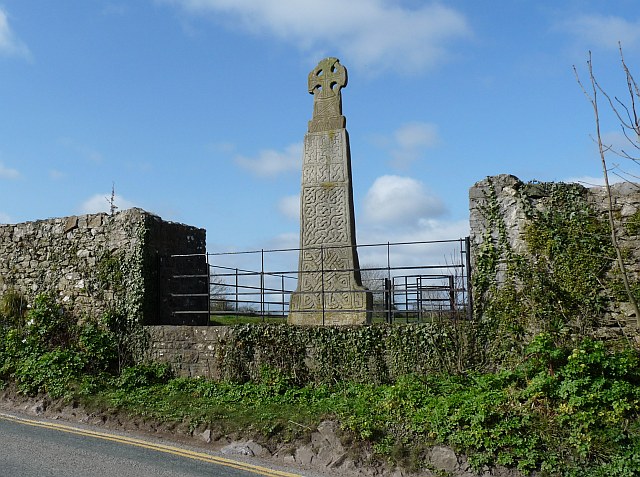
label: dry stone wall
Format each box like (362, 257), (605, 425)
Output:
(0, 208), (206, 324)
(469, 174), (640, 331)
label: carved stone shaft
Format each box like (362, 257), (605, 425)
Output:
(289, 58), (372, 325)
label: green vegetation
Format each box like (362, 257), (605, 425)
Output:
(89, 336), (640, 476)
(0, 293), (142, 397)
(2, 181), (640, 475)
(1, 292), (640, 475)
(473, 180), (621, 367)
(209, 314), (286, 326)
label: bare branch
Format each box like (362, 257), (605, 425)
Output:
(573, 62), (595, 106)
(620, 42), (640, 131)
(614, 96), (635, 129)
(575, 50), (640, 325)
(595, 73), (635, 130)
(610, 168), (640, 188)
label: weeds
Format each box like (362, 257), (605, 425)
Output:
(2, 293), (640, 476)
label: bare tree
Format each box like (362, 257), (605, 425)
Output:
(574, 45), (640, 325)
(210, 277), (233, 312)
(360, 264), (389, 319)
(107, 182), (118, 215)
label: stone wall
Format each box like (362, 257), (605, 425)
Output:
(146, 326), (232, 378)
(145, 323), (467, 381)
(0, 208), (207, 324)
(469, 174), (640, 330)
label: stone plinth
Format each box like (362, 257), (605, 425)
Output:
(288, 57), (371, 325)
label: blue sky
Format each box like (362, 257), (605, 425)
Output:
(1, 1), (639, 256)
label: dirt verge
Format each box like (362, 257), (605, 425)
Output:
(0, 386), (528, 477)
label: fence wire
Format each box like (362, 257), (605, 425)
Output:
(170, 237), (472, 325)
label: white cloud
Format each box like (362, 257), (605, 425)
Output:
(49, 169), (66, 180)
(162, 0), (470, 73)
(235, 142), (302, 177)
(566, 175), (627, 187)
(362, 175), (446, 227)
(80, 193), (136, 214)
(569, 130), (639, 186)
(0, 211), (12, 224)
(59, 137), (104, 163)
(386, 122), (440, 168)
(0, 162), (20, 179)
(265, 232), (299, 251)
(599, 131), (640, 160)
(209, 142), (236, 154)
(357, 218), (469, 271)
(0, 8), (30, 59)
(564, 14), (640, 50)
(278, 194), (299, 220)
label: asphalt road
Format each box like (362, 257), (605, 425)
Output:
(0, 413), (301, 477)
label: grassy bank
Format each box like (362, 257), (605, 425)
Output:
(2, 294), (640, 476)
(81, 335), (640, 476)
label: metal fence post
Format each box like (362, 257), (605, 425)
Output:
(261, 249), (265, 321)
(235, 268), (239, 316)
(465, 236), (473, 321)
(384, 277), (392, 324)
(206, 253), (211, 325)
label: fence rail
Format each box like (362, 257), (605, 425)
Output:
(169, 237), (472, 325)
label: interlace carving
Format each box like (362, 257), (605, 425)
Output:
(289, 58), (371, 325)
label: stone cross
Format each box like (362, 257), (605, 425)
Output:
(308, 57), (347, 133)
(289, 58), (372, 326)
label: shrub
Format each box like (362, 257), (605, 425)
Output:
(115, 362), (174, 391)
(0, 294), (123, 397)
(0, 289), (28, 328)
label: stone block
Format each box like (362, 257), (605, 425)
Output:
(428, 445), (458, 473)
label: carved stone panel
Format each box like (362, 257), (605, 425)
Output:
(289, 58), (371, 326)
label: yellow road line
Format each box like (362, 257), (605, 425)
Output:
(0, 412), (302, 477)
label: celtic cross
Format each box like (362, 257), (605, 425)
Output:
(307, 57), (348, 132)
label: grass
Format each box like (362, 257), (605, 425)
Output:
(209, 314), (287, 326)
(4, 294), (640, 475)
(74, 337), (640, 477)
(209, 311), (456, 326)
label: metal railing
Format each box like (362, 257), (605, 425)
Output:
(169, 237), (472, 325)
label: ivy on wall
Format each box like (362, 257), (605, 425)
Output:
(472, 177), (619, 365)
(201, 322), (477, 385)
(94, 217), (148, 324)
(92, 218), (150, 368)
(523, 182), (613, 331)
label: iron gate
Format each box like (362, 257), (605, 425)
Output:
(169, 237), (472, 324)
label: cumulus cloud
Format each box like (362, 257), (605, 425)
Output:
(566, 175), (627, 187)
(362, 175), (446, 227)
(59, 137), (104, 163)
(49, 169), (66, 180)
(0, 211), (12, 224)
(564, 14), (640, 50)
(0, 162), (20, 179)
(265, 232), (299, 251)
(357, 217), (469, 271)
(235, 143), (302, 177)
(162, 0), (470, 73)
(0, 8), (30, 59)
(379, 122), (440, 168)
(278, 194), (300, 220)
(80, 193), (136, 214)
